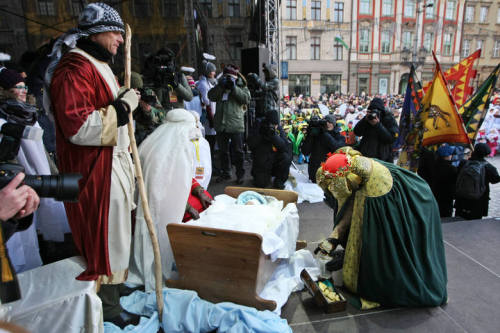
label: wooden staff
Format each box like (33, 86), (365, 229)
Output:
(124, 23), (164, 317)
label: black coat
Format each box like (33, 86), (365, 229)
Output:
(455, 157), (500, 219)
(248, 125), (292, 185)
(353, 112), (398, 162)
(432, 159), (458, 217)
(301, 127), (346, 182)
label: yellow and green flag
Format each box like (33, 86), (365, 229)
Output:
(420, 54), (470, 147)
(460, 63), (500, 142)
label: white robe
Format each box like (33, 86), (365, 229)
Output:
(128, 109), (196, 291)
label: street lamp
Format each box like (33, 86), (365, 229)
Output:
(401, 1), (434, 68)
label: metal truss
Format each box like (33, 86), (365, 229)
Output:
(265, 0), (279, 67)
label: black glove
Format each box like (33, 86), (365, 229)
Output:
(325, 249), (345, 272)
(223, 77), (235, 90)
(166, 72), (179, 88)
(112, 89), (138, 127)
(314, 238), (340, 256)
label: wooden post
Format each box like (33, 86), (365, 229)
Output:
(124, 23), (164, 317)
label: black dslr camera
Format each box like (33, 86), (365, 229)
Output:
(0, 123), (81, 202)
(366, 109), (380, 121)
(308, 116), (327, 128)
(153, 48), (177, 87)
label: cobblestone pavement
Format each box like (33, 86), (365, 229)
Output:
(485, 155), (500, 218)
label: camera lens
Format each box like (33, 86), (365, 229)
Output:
(24, 174), (82, 202)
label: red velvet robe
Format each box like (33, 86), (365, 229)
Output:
(50, 52), (115, 280)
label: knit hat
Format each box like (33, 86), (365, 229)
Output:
(223, 64), (239, 77)
(472, 142), (491, 159)
(324, 114), (336, 124)
(78, 3), (124, 35)
(0, 67), (24, 90)
(437, 145), (454, 157)
(368, 97), (386, 112)
(202, 60), (216, 76)
(186, 75), (196, 87)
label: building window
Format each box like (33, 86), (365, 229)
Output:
(479, 6), (488, 23)
(333, 2), (343, 23)
(286, 0), (297, 20)
(493, 40), (500, 58)
(311, 1), (321, 20)
(423, 32), (434, 52)
(497, 8), (500, 24)
(443, 32), (453, 56)
(229, 35), (241, 60)
(286, 36), (297, 60)
(477, 39), (483, 54)
(135, 0), (151, 16)
(321, 74), (341, 95)
(402, 31), (413, 50)
(381, 30), (391, 53)
(311, 36), (320, 60)
(289, 74), (311, 96)
(382, 0), (392, 16)
(69, 0), (85, 16)
(445, 1), (456, 20)
(199, 0), (212, 18)
(404, 0), (415, 18)
(334, 39), (343, 60)
(162, 0), (176, 17)
(425, 1), (435, 19)
(228, 0), (240, 17)
(465, 6), (474, 23)
(37, 0), (56, 16)
(359, 0), (370, 15)
(359, 29), (370, 53)
(379, 77), (388, 95)
(358, 76), (369, 95)
(462, 39), (470, 57)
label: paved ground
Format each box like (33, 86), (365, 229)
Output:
(207, 154), (500, 333)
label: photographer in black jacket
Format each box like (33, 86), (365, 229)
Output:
(248, 111), (292, 189)
(301, 114), (346, 183)
(353, 97), (398, 162)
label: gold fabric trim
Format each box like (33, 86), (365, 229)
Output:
(98, 105), (118, 146)
(361, 298), (380, 309)
(359, 160), (393, 198)
(343, 192), (366, 293)
(97, 268), (128, 285)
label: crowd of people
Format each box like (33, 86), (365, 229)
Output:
(1, 1), (500, 329)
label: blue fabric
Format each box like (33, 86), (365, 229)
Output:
(104, 288), (292, 333)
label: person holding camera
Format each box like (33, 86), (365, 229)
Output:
(247, 63), (279, 118)
(0, 173), (39, 304)
(197, 59), (218, 159)
(208, 65), (251, 184)
(0, 67), (72, 272)
(149, 48), (193, 111)
(248, 111), (292, 189)
(48, 3), (139, 326)
(301, 114), (346, 183)
(353, 97), (398, 163)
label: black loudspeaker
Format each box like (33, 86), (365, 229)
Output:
(241, 47), (270, 78)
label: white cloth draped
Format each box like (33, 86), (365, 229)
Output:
(0, 119), (70, 273)
(128, 109), (196, 291)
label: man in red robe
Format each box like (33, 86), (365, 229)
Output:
(48, 3), (139, 325)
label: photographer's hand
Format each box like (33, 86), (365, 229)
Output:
(368, 114), (380, 126)
(0, 173), (39, 221)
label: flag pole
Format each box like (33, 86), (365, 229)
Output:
(124, 23), (164, 317)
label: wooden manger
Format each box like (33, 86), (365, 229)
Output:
(166, 186), (299, 311)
